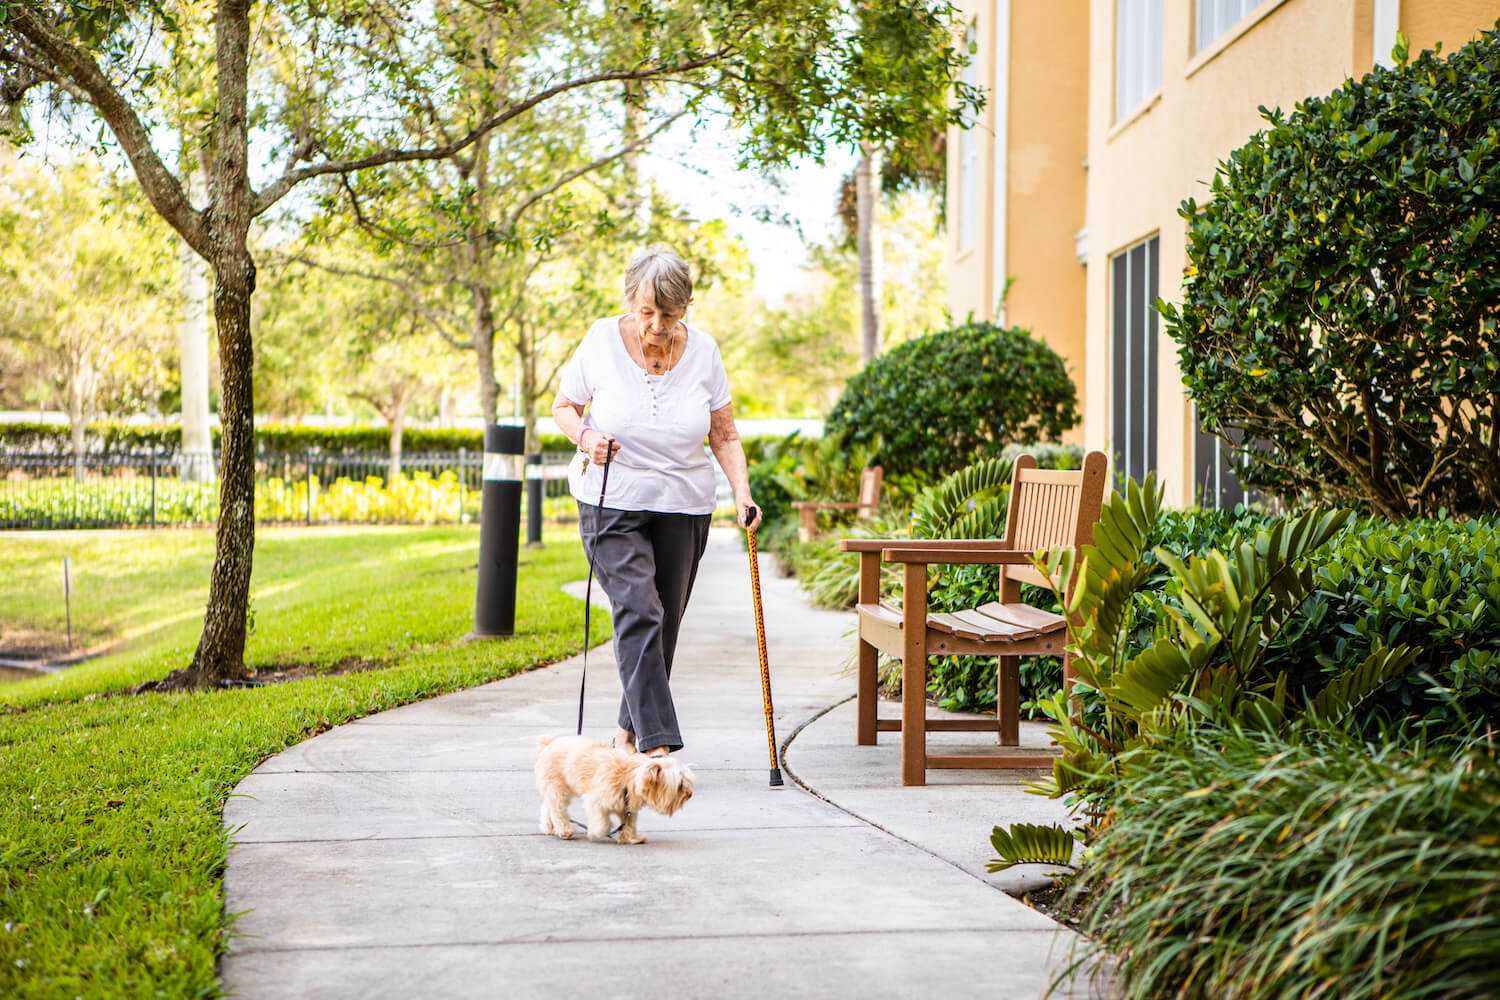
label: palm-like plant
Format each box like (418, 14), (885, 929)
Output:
(989, 475), (1415, 870)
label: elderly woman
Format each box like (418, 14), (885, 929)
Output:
(551, 244), (760, 758)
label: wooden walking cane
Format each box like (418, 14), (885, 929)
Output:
(744, 506), (784, 788)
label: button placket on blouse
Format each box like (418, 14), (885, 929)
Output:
(645, 370), (661, 423)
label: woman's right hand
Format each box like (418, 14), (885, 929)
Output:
(580, 429), (619, 466)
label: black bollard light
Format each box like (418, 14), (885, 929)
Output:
(525, 452), (544, 547)
(471, 423), (525, 637)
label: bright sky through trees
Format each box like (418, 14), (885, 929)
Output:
(641, 116), (859, 307)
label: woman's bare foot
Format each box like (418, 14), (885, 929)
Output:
(615, 727), (636, 753)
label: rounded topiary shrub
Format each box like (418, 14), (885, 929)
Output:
(825, 320), (1079, 482)
(1162, 24), (1500, 518)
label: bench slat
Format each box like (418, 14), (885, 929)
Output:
(974, 601), (1066, 633)
(928, 610), (1031, 642)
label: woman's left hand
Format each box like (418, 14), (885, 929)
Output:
(737, 497), (762, 532)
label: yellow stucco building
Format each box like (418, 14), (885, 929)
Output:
(947, 0), (1499, 506)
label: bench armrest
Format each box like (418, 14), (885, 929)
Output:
(881, 546), (1038, 566)
(840, 537), (1018, 555)
(839, 538), (892, 552)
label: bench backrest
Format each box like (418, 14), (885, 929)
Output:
(856, 466), (883, 519)
(1002, 451), (1109, 590)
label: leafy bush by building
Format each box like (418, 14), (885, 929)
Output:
(1270, 515), (1500, 733)
(825, 319), (1079, 483)
(1162, 24), (1500, 518)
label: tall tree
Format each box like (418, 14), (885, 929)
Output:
(0, 154), (174, 473)
(0, 0), (978, 687)
(855, 142), (885, 363)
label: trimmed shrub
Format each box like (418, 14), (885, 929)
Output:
(1162, 24), (1500, 518)
(1270, 515), (1500, 733)
(825, 319), (1079, 483)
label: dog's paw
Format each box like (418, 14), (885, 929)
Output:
(617, 832), (647, 845)
(540, 818), (577, 839)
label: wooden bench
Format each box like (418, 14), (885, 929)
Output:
(792, 465), (882, 542)
(839, 451), (1108, 785)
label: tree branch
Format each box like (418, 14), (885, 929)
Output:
(0, 46), (91, 104)
(5, 9), (208, 257)
(338, 173), (471, 251)
(277, 251), (471, 350)
(252, 52), (728, 217)
(504, 109), (686, 229)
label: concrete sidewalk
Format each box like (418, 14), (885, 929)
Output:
(221, 528), (1101, 998)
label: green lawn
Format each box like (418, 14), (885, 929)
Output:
(0, 525), (601, 998)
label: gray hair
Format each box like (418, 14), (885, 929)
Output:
(623, 244), (693, 313)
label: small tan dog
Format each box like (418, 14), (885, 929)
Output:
(535, 734), (695, 845)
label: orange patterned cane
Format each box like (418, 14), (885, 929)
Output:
(744, 506), (784, 787)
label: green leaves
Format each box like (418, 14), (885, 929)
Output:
(1161, 22), (1500, 519)
(986, 822), (1077, 872)
(909, 455), (1013, 540)
(1307, 643), (1417, 722)
(828, 319), (1080, 484)
(1072, 725), (1500, 1000)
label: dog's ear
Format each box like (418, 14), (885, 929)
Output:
(633, 758), (663, 798)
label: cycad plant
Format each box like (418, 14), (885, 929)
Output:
(908, 455), (1013, 540)
(989, 474), (1415, 870)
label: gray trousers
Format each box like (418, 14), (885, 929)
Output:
(578, 502), (712, 753)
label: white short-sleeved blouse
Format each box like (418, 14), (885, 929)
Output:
(559, 316), (733, 514)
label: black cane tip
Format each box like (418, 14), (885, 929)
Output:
(769, 768), (785, 787)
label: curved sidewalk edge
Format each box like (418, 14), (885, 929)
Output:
(220, 527), (1107, 999)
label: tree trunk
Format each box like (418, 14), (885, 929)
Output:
(67, 379), (87, 483)
(387, 392), (406, 482)
(474, 284), (499, 423)
(517, 316), (541, 454)
(856, 142), (885, 364)
(172, 0), (256, 690)
(178, 168), (214, 484)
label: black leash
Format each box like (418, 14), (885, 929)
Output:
(577, 440), (614, 736)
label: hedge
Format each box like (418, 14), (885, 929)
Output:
(825, 319), (1080, 483)
(0, 421), (571, 456)
(1, 422), (788, 462)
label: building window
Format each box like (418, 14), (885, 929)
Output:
(958, 22), (979, 251)
(1194, 413), (1249, 509)
(1115, 0), (1162, 121)
(1196, 0), (1257, 51)
(1111, 236), (1159, 487)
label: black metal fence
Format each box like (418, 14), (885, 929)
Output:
(0, 449), (575, 530)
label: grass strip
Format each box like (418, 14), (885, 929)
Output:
(0, 525), (602, 998)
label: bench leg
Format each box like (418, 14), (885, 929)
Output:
(997, 655), (1020, 746)
(798, 506), (817, 543)
(857, 639), (878, 745)
(900, 643), (927, 785)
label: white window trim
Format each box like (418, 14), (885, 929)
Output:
(992, 0), (1011, 325)
(1114, 0), (1163, 124)
(1372, 0), (1400, 69)
(1185, 0), (1292, 79)
(1106, 89), (1162, 142)
(957, 20), (981, 253)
